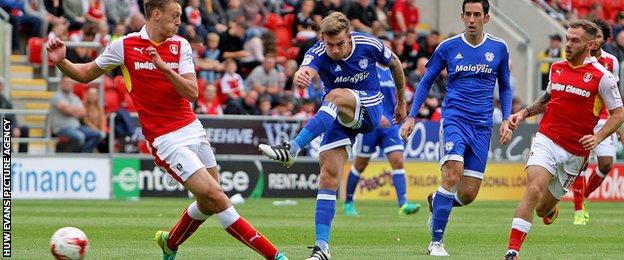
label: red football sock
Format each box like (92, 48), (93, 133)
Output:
(167, 208), (206, 251)
(572, 176), (585, 211)
(584, 169), (607, 198)
(225, 217), (279, 259)
(508, 218), (531, 252)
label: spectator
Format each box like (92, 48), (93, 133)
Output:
(126, 12), (146, 33)
(50, 76), (102, 153)
(104, 0), (133, 31)
(391, 0), (420, 34)
(408, 57), (444, 99)
(44, 0), (67, 30)
(183, 0), (207, 40)
(374, 0), (392, 32)
(293, 98), (317, 120)
(492, 98), (503, 124)
(62, 0), (86, 30)
(612, 12), (624, 41)
(415, 95), (441, 121)
(313, 0), (348, 26)
(1, 0), (44, 53)
(85, 0), (106, 25)
(0, 78), (29, 152)
(282, 59), (299, 96)
(258, 95), (272, 116)
(224, 0), (243, 24)
(198, 0), (227, 33)
(511, 96), (525, 114)
(224, 89), (261, 115)
(402, 30), (424, 71)
(195, 83), (223, 116)
(82, 87), (107, 152)
(219, 20), (262, 72)
(347, 0), (379, 34)
(293, 0), (316, 38)
(271, 98), (292, 117)
(242, 0), (267, 26)
(420, 30), (441, 59)
(220, 58), (246, 101)
(197, 32), (222, 83)
(246, 53), (281, 97)
(538, 34), (564, 90)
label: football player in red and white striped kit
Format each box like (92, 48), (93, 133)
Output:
(570, 18), (623, 226)
(503, 20), (624, 259)
(45, 0), (287, 259)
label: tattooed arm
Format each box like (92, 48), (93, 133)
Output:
(508, 91), (551, 130)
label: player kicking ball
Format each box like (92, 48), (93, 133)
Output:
(46, 0), (287, 259)
(259, 12), (408, 259)
(344, 63), (421, 217)
(504, 20), (624, 259)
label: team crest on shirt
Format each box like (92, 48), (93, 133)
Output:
(169, 44), (178, 55)
(445, 141), (454, 152)
(484, 52), (494, 62)
(359, 58), (368, 69)
(583, 72), (593, 83)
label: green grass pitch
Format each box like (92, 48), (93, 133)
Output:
(12, 199), (624, 259)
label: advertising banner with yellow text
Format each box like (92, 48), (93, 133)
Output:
(341, 162), (527, 201)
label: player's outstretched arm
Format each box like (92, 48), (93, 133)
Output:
(388, 53), (407, 124)
(46, 37), (106, 83)
(293, 66), (318, 89)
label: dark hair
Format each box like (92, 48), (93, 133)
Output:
(144, 0), (178, 19)
(590, 18), (611, 40)
(568, 19), (600, 39)
(462, 0), (489, 15)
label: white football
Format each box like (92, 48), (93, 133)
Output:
(50, 227), (89, 260)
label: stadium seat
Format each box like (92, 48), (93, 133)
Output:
(283, 14), (295, 29)
(104, 88), (121, 114)
(27, 37), (46, 65)
(275, 27), (292, 49)
(113, 75), (127, 96)
(286, 47), (299, 60)
(73, 83), (89, 100)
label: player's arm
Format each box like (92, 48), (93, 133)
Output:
(497, 45), (514, 144)
(387, 53), (407, 123)
(581, 74), (624, 150)
(295, 50), (321, 89)
(46, 37), (107, 83)
(508, 91), (550, 131)
(400, 48), (445, 140)
(147, 40), (199, 101)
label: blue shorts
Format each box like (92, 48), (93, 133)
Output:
(355, 125), (404, 157)
(439, 118), (492, 179)
(319, 89), (382, 154)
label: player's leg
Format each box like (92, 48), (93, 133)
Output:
(386, 151), (420, 215)
(309, 145), (349, 260)
(259, 88), (357, 167)
(571, 166), (588, 225)
(155, 141), (284, 260)
(427, 119), (469, 256)
(585, 155), (612, 197)
(452, 125), (491, 207)
(505, 165), (553, 258)
(344, 133), (376, 216)
(344, 155), (368, 216)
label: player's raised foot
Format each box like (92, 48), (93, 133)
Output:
(343, 201), (358, 216)
(306, 245), (331, 260)
(154, 231), (177, 260)
(399, 202), (421, 215)
(274, 252), (289, 260)
(427, 241), (450, 256)
(259, 142), (297, 168)
(426, 193), (433, 234)
(504, 250), (518, 260)
(542, 206), (559, 225)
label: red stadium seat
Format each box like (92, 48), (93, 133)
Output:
(104, 88), (121, 114)
(286, 47), (300, 60)
(283, 14), (295, 28)
(73, 83), (89, 100)
(27, 37), (45, 65)
(197, 77), (207, 102)
(275, 27), (292, 49)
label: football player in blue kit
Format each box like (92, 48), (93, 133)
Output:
(259, 12), (407, 260)
(400, 0), (514, 256)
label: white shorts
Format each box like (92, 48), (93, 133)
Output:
(148, 119), (216, 183)
(592, 119), (618, 158)
(526, 132), (587, 199)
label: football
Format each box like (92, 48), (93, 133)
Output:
(49, 227), (89, 260)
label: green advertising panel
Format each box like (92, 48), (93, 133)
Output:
(112, 158), (140, 200)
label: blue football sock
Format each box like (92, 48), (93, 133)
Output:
(345, 167), (361, 203)
(431, 186), (454, 242)
(315, 189), (336, 251)
(291, 101), (337, 155)
(452, 192), (464, 207)
(392, 169), (407, 207)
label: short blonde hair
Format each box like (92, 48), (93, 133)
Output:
(320, 12), (350, 36)
(207, 32), (220, 43)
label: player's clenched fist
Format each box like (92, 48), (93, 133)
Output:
(147, 46), (168, 72)
(400, 117), (416, 141)
(45, 37), (67, 63)
(294, 69), (313, 89)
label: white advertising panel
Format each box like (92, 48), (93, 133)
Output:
(12, 157), (111, 199)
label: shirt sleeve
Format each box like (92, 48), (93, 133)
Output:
(372, 36), (392, 66)
(612, 57), (620, 83)
(300, 41), (323, 72)
(598, 72), (623, 111)
(95, 38), (124, 70)
(497, 44), (513, 120)
(178, 38), (196, 75)
(408, 44), (446, 118)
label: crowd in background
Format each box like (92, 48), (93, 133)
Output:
(2, 0), (531, 153)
